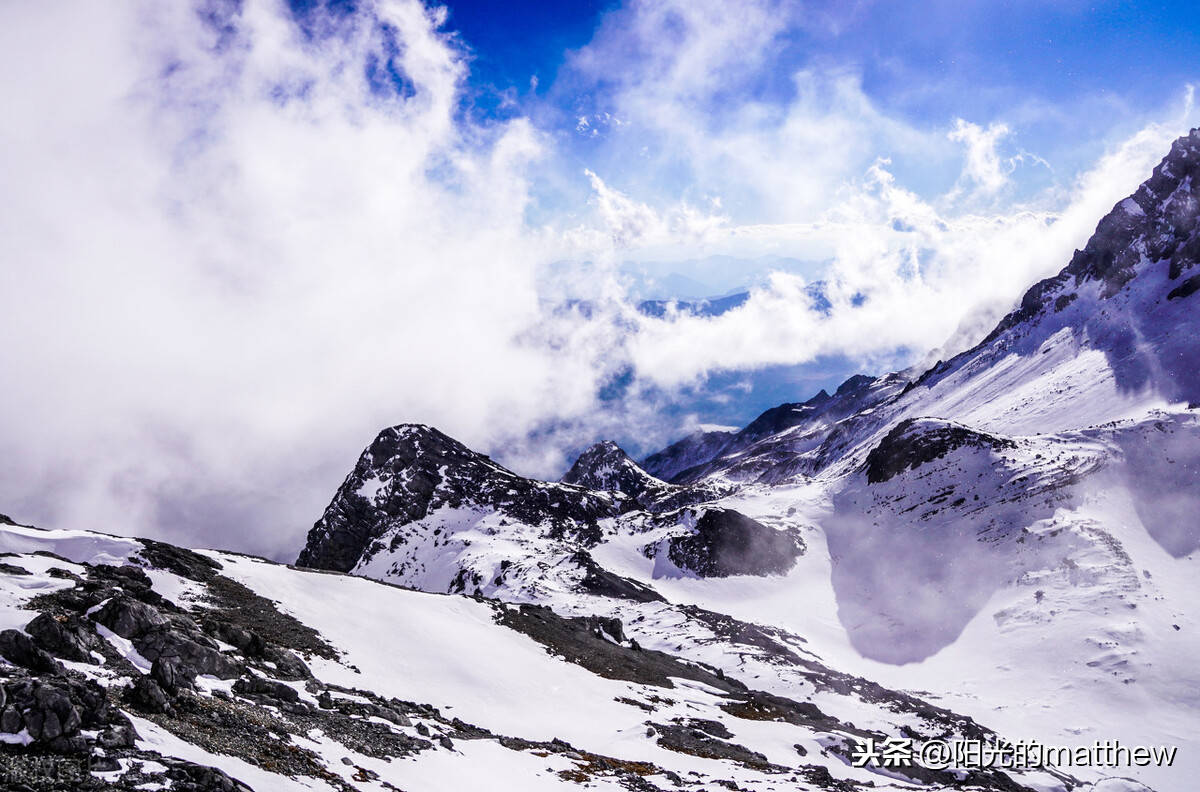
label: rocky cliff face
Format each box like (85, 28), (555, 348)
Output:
(561, 441), (665, 500)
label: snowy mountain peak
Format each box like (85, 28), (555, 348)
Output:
(561, 440), (666, 498)
(297, 424), (618, 573)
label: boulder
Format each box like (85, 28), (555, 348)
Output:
(0, 629), (65, 674)
(130, 676), (171, 714)
(26, 612), (101, 664)
(232, 675), (300, 703)
(136, 628), (241, 680)
(152, 655), (196, 694)
(94, 595), (169, 639)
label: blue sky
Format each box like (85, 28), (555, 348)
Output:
(436, 0), (1200, 202)
(3, 0), (1199, 555)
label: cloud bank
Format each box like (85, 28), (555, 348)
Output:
(0, 0), (1196, 558)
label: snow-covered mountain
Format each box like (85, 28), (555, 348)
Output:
(5, 129), (1200, 791)
(290, 129), (1200, 790)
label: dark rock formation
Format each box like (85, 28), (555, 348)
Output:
(0, 629), (64, 675)
(25, 612), (101, 664)
(570, 550), (666, 603)
(95, 595), (169, 639)
(864, 418), (1015, 484)
(561, 441), (665, 501)
(663, 509), (805, 578)
(297, 424), (618, 571)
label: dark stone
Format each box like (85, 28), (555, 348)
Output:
(166, 761), (254, 792)
(94, 595), (168, 639)
(571, 550), (665, 603)
(208, 623), (266, 657)
(130, 676), (171, 714)
(232, 675), (300, 703)
(47, 734), (89, 753)
(0, 706), (20, 733)
(135, 628), (241, 680)
(580, 616), (625, 643)
(664, 509), (805, 578)
(0, 629), (64, 674)
(673, 718), (733, 739)
(1, 681), (83, 743)
(92, 756), (123, 772)
(1167, 273), (1200, 301)
(152, 656), (196, 694)
(368, 704), (410, 726)
(98, 721), (138, 749)
(261, 645), (311, 679)
(25, 612), (100, 664)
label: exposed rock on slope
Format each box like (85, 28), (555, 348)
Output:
(297, 424), (617, 572)
(653, 508), (805, 578)
(297, 425), (760, 600)
(863, 418), (1016, 484)
(1, 516), (1068, 792)
(640, 428), (736, 482)
(561, 441), (664, 499)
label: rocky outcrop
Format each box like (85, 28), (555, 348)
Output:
(660, 508), (805, 578)
(864, 418), (1016, 484)
(561, 440), (723, 511)
(25, 612), (102, 664)
(297, 424), (619, 572)
(1, 629), (65, 675)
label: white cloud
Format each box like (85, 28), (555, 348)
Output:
(0, 0), (590, 558)
(947, 118), (1013, 193)
(0, 0), (1196, 562)
(613, 112), (1198, 387)
(547, 0), (1200, 389)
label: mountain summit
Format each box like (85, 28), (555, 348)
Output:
(560, 440), (666, 499)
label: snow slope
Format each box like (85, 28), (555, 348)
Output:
(1, 516), (1090, 791)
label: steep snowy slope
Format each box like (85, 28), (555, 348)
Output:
(0, 516), (1089, 792)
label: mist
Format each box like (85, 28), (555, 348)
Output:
(1, 0), (1196, 560)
